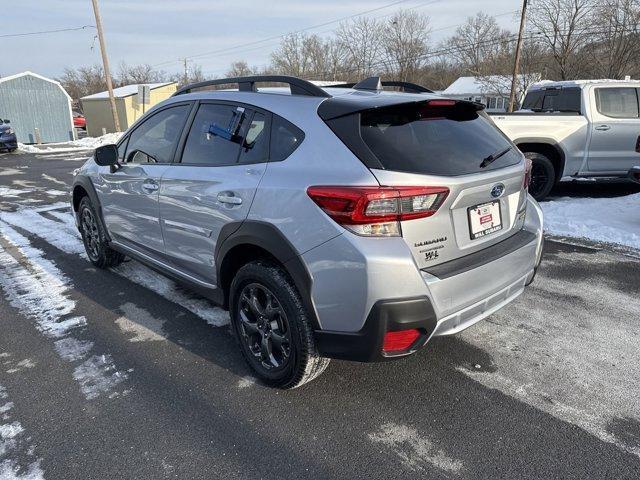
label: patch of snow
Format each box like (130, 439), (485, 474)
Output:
(0, 221), (128, 400)
(17, 132), (123, 155)
(0, 383), (45, 480)
(0, 188), (31, 198)
(369, 422), (464, 474)
(458, 247), (640, 458)
(541, 193), (640, 250)
(2, 204), (228, 326)
(54, 338), (94, 362)
(237, 376), (256, 389)
(41, 174), (67, 186)
(73, 355), (128, 400)
(115, 302), (167, 342)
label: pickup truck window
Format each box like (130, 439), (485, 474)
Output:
(595, 88), (639, 118)
(522, 88), (581, 113)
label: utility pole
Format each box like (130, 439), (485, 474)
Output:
(182, 58), (190, 85)
(508, 0), (528, 113)
(91, 0), (121, 132)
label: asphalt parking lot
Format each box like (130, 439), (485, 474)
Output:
(0, 150), (639, 480)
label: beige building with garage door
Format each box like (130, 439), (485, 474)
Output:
(81, 82), (177, 137)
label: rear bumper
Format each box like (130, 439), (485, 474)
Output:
(308, 196), (544, 362)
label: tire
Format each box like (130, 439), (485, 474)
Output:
(230, 261), (330, 389)
(524, 152), (555, 201)
(78, 196), (125, 269)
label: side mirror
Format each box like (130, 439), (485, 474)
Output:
(628, 166), (640, 185)
(94, 144), (119, 169)
(3, 119), (9, 124)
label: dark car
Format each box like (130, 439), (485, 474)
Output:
(0, 119), (17, 152)
(73, 111), (86, 130)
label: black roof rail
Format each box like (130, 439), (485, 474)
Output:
(172, 75), (331, 98)
(328, 78), (434, 94)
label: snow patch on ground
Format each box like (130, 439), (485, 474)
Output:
(0, 384), (45, 480)
(17, 132), (123, 154)
(0, 221), (128, 401)
(0, 203), (229, 326)
(237, 376), (256, 389)
(458, 247), (640, 458)
(73, 355), (128, 400)
(115, 303), (167, 342)
(541, 194), (640, 250)
(369, 422), (464, 474)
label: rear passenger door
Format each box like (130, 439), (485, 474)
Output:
(98, 103), (191, 255)
(588, 87), (640, 173)
(158, 102), (269, 284)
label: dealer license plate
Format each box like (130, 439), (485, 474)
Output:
(468, 201), (502, 239)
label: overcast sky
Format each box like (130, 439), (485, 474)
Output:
(4, 0), (519, 79)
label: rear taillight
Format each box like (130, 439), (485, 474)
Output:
(523, 157), (532, 189)
(383, 329), (421, 353)
(307, 186), (449, 237)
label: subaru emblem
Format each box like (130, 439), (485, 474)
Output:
(490, 183), (505, 198)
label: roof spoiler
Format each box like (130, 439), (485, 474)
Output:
(172, 75), (330, 98)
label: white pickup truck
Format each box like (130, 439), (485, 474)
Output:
(491, 80), (640, 200)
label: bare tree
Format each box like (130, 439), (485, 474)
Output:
(584, 0), (640, 78)
(118, 62), (167, 84)
(528, 0), (595, 80)
(226, 60), (256, 77)
(381, 10), (431, 81)
(447, 12), (513, 77)
(58, 65), (109, 100)
(335, 17), (384, 78)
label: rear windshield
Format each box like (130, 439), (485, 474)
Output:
(522, 87), (581, 113)
(358, 102), (520, 176)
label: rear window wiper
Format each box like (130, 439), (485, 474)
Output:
(480, 146), (512, 168)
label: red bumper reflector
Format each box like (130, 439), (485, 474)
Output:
(382, 329), (421, 352)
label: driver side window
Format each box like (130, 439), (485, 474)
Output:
(124, 104), (190, 164)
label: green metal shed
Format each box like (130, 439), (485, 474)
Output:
(0, 71), (74, 143)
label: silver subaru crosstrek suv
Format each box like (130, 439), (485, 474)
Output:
(71, 76), (544, 388)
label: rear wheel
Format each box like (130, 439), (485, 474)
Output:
(78, 196), (125, 269)
(230, 261), (330, 389)
(524, 152), (555, 201)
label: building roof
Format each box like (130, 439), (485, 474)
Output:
(443, 75), (528, 96)
(0, 71), (72, 102)
(81, 82), (176, 100)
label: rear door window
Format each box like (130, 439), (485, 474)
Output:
(358, 102), (520, 176)
(238, 111), (269, 164)
(181, 103), (248, 166)
(595, 88), (639, 118)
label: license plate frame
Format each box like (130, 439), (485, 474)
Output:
(467, 201), (502, 240)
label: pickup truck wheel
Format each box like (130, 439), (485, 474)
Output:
(78, 197), (125, 269)
(230, 261), (330, 389)
(525, 152), (555, 201)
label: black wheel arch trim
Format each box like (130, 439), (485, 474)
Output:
(215, 220), (320, 329)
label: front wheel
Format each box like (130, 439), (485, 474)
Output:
(230, 261), (330, 389)
(78, 196), (125, 269)
(524, 152), (555, 201)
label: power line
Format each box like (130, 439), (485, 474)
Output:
(152, 0), (430, 68)
(0, 25), (95, 38)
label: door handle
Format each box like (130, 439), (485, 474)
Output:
(142, 180), (159, 192)
(217, 192), (242, 205)
(595, 124), (611, 131)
